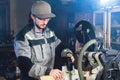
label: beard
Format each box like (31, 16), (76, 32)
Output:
(36, 23), (47, 29)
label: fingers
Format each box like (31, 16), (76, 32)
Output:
(66, 52), (75, 63)
(49, 69), (64, 80)
(40, 76), (55, 80)
(71, 56), (75, 63)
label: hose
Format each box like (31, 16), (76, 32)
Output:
(77, 39), (97, 80)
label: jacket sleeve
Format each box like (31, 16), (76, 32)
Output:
(61, 48), (73, 57)
(58, 42), (73, 55)
(14, 36), (51, 79)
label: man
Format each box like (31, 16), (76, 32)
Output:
(14, 1), (74, 80)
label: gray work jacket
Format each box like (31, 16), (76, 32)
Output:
(14, 24), (61, 79)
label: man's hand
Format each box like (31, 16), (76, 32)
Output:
(40, 76), (55, 80)
(66, 52), (75, 63)
(49, 69), (64, 80)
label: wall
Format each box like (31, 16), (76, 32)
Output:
(10, 0), (36, 36)
(74, 12), (93, 25)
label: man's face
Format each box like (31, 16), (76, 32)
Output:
(31, 14), (50, 29)
(35, 17), (50, 29)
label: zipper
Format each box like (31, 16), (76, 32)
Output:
(40, 45), (44, 58)
(49, 44), (52, 58)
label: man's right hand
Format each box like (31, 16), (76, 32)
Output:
(49, 69), (64, 80)
(40, 76), (55, 80)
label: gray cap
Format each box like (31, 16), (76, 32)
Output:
(31, 1), (56, 19)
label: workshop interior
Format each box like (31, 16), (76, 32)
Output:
(0, 0), (120, 80)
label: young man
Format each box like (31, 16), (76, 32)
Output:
(14, 1), (74, 80)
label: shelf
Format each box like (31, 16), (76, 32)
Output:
(111, 24), (120, 27)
